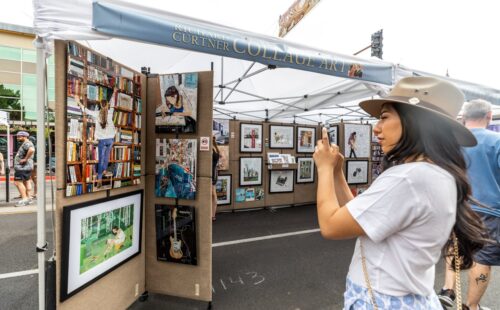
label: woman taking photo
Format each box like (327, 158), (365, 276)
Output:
(313, 77), (487, 309)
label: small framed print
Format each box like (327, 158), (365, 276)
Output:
(328, 125), (339, 146)
(269, 170), (294, 193)
(239, 157), (263, 186)
(297, 126), (316, 153)
(240, 123), (263, 153)
(344, 123), (371, 158)
(346, 160), (369, 185)
(296, 157), (315, 183)
(269, 125), (294, 149)
(216, 175), (231, 205)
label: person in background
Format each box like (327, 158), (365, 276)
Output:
(28, 135), (37, 199)
(211, 135), (220, 222)
(437, 99), (499, 310)
(0, 151), (4, 176)
(14, 131), (35, 206)
(313, 77), (488, 309)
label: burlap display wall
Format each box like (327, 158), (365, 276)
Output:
(144, 72), (213, 302)
(216, 121), (320, 211)
(54, 40), (147, 310)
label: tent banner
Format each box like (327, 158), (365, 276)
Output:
(92, 1), (393, 85)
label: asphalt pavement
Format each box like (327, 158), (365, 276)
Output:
(1, 203), (498, 310)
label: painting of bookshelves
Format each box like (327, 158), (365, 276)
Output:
(65, 41), (142, 196)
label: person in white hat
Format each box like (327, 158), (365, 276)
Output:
(313, 76), (488, 309)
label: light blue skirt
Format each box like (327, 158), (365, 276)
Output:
(343, 277), (443, 309)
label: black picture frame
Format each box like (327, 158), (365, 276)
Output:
(60, 190), (143, 302)
(328, 125), (339, 146)
(269, 125), (295, 149)
(269, 170), (295, 193)
(240, 123), (263, 153)
(239, 157), (263, 186)
(346, 160), (369, 185)
(216, 174), (232, 205)
(296, 157), (315, 184)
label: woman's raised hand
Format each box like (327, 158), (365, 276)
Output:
(313, 127), (343, 172)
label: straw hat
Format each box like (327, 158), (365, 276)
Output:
(359, 76), (477, 146)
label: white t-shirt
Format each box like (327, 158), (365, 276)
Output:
(346, 162), (456, 296)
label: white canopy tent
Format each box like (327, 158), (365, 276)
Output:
(29, 1), (500, 309)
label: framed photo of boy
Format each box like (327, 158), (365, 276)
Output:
(297, 126), (316, 153)
(239, 157), (263, 186)
(240, 123), (263, 153)
(346, 160), (369, 185)
(60, 190), (143, 301)
(296, 157), (315, 183)
(269, 125), (294, 149)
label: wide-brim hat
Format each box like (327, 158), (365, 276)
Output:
(359, 76), (477, 146)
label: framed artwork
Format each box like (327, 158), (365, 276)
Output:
(65, 41), (142, 197)
(371, 161), (383, 182)
(346, 160), (369, 185)
(356, 186), (369, 196)
(60, 190), (143, 301)
(269, 125), (294, 149)
(269, 170), (294, 193)
(216, 145), (230, 171)
(240, 123), (263, 152)
(216, 175), (232, 205)
(239, 157), (263, 186)
(155, 138), (197, 200)
(297, 126), (316, 153)
(156, 73), (198, 133)
(344, 123), (371, 158)
(297, 157), (315, 183)
(213, 118), (230, 145)
(328, 125), (339, 145)
(235, 187), (264, 202)
(155, 205), (197, 265)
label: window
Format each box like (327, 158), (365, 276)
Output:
(0, 46), (21, 61)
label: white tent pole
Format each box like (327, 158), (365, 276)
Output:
(35, 37), (47, 310)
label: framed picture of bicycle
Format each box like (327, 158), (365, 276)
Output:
(60, 190), (143, 301)
(155, 204), (197, 265)
(240, 123), (263, 153)
(269, 125), (294, 149)
(239, 157), (263, 186)
(346, 160), (369, 185)
(343, 124), (371, 158)
(297, 126), (316, 153)
(269, 170), (294, 193)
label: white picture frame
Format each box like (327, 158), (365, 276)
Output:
(216, 175), (232, 205)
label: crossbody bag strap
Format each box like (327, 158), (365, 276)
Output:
(452, 233), (463, 310)
(360, 238), (379, 310)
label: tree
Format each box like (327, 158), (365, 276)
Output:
(0, 84), (21, 120)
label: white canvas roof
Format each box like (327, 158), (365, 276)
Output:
(32, 0), (500, 123)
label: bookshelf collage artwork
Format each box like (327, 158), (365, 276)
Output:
(66, 42), (143, 196)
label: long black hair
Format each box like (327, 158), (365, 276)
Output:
(382, 103), (488, 269)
